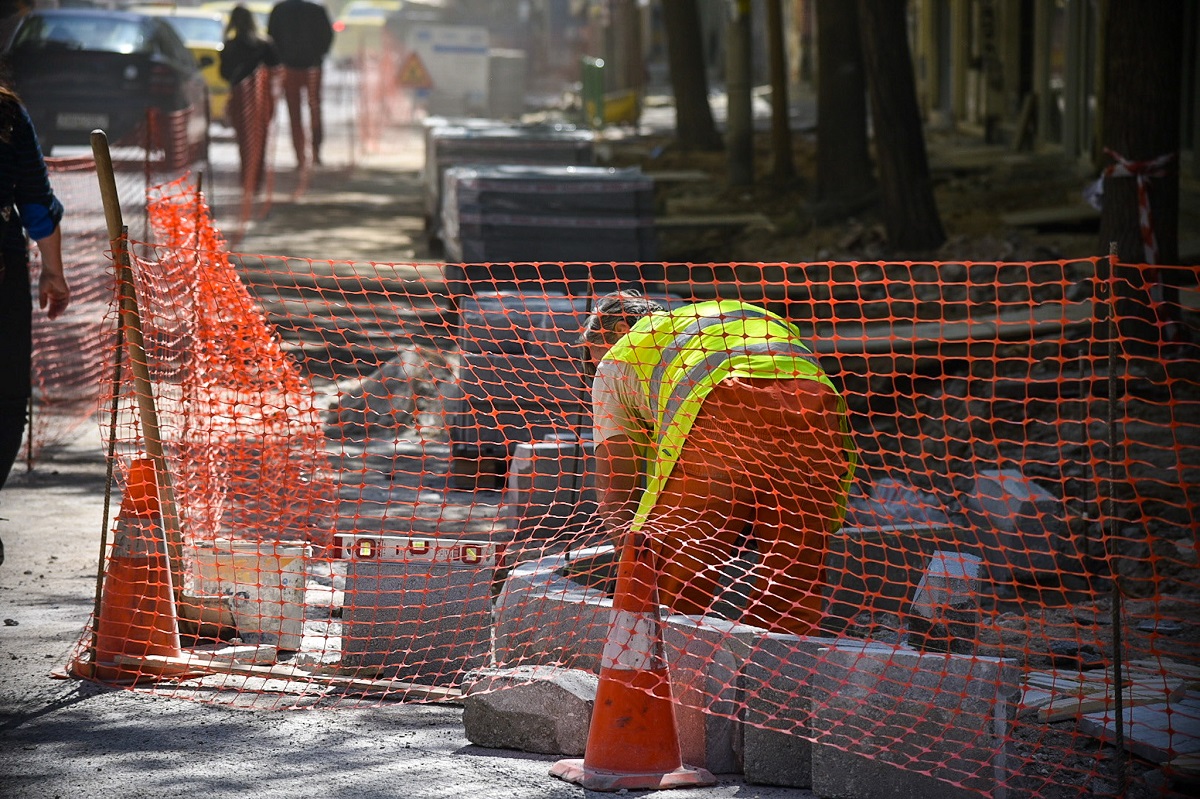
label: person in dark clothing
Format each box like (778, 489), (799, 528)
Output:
(0, 83), (68, 501)
(267, 0), (333, 168)
(221, 5), (280, 193)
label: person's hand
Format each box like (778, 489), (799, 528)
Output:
(38, 270), (70, 320)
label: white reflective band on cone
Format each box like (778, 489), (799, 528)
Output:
(601, 610), (666, 671)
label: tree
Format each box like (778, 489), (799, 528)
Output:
(1098, 0), (1183, 349)
(767, 0), (796, 183)
(857, 0), (945, 251)
(662, 0), (723, 151)
(726, 0), (754, 185)
(815, 0), (873, 207)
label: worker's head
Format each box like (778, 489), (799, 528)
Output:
(576, 290), (663, 377)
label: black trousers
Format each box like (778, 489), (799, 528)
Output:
(0, 244), (31, 489)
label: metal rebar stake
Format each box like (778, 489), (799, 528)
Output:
(1103, 243), (1128, 791)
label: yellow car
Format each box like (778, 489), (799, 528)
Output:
(130, 5), (230, 123)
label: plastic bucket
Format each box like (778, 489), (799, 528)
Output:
(190, 539), (310, 651)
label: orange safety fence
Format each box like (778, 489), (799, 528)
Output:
(52, 176), (1199, 797)
(25, 63), (424, 467)
(22, 126), (202, 470)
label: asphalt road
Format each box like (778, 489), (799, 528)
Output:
(0, 82), (814, 799)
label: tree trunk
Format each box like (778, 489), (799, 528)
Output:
(768, 0), (796, 183)
(815, 0), (873, 205)
(1099, 0), (1184, 350)
(858, 0), (945, 251)
(662, 0), (723, 151)
(727, 0), (754, 185)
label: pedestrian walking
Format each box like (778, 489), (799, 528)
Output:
(0, 80), (69, 566)
(576, 291), (856, 636)
(220, 4), (279, 193)
(267, 0), (333, 169)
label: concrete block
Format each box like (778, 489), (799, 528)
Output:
(738, 634), (840, 788)
(811, 641), (1020, 799)
(911, 551), (984, 618)
(960, 468), (1066, 581)
(906, 551), (984, 655)
(492, 552), (610, 672)
(462, 665), (598, 756)
(663, 614), (762, 775)
(823, 523), (976, 634)
(496, 436), (596, 538)
(340, 536), (496, 686)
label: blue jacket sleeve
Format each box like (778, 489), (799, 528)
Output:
(11, 102), (64, 241)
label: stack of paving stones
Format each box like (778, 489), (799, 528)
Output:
(440, 164), (657, 284)
(423, 121), (597, 246)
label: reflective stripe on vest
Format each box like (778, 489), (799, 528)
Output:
(603, 301), (841, 531)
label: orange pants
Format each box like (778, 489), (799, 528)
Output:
(281, 66), (323, 166)
(227, 69), (273, 192)
(645, 376), (850, 636)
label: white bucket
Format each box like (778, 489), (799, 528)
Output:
(190, 539), (311, 651)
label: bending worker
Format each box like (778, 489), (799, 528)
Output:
(577, 291), (855, 636)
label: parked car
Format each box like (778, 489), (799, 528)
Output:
(331, 0), (398, 64)
(4, 8), (209, 166)
(129, 5), (230, 123)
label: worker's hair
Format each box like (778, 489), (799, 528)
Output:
(576, 290), (663, 346)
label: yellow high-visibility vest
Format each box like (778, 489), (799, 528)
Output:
(603, 300), (856, 531)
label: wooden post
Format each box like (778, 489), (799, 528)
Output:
(90, 130), (188, 607)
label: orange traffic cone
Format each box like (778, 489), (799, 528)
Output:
(81, 458), (193, 684)
(550, 531), (716, 791)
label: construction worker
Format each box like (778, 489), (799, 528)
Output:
(577, 291), (855, 636)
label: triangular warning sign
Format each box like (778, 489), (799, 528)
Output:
(397, 51), (434, 90)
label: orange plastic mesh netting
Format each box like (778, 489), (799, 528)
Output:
(57, 178), (1199, 798)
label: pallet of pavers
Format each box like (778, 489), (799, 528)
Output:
(337, 533), (498, 687)
(442, 164), (655, 261)
(423, 122), (596, 242)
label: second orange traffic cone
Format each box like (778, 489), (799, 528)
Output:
(86, 458), (192, 684)
(550, 531), (715, 791)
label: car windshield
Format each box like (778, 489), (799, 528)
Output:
(13, 14), (148, 54)
(161, 16), (224, 43)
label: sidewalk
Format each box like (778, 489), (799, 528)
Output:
(0, 124), (811, 799)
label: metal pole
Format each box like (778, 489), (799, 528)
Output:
(1103, 241), (1128, 791)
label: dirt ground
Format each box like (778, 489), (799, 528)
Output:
(608, 129), (1117, 266)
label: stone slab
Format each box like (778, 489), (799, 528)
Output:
(461, 666), (598, 756)
(342, 553), (494, 686)
(492, 553), (610, 672)
(663, 614), (761, 775)
(738, 633), (840, 788)
(811, 641), (1020, 799)
(1079, 693), (1200, 764)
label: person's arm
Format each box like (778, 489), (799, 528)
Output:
(34, 225), (69, 320)
(584, 358), (647, 546)
(10, 100), (69, 319)
(594, 434), (642, 540)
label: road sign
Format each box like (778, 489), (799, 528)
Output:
(397, 51), (434, 90)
